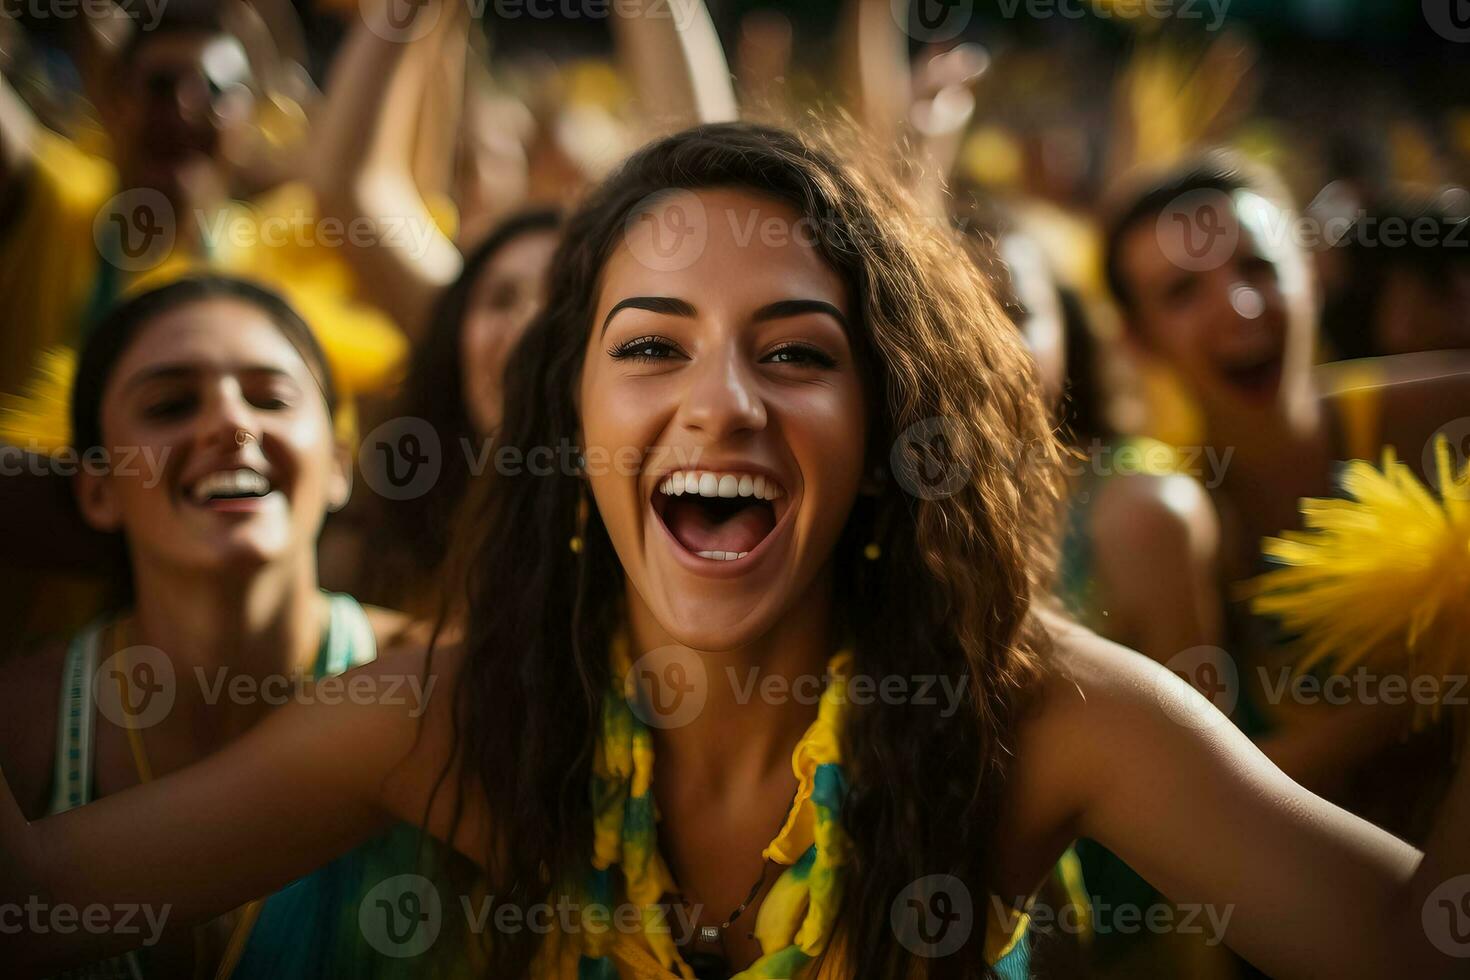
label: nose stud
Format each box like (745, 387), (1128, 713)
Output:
(235, 429), (256, 447)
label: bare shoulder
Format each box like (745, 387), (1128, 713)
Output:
(993, 611), (1245, 894)
(1089, 471), (1218, 552)
(1027, 610), (1228, 745)
(349, 611), (467, 698)
(349, 620), (467, 773)
(362, 603), (413, 649)
(364, 632), (488, 862)
(362, 603), (465, 653)
(0, 637), (69, 818)
(1001, 614), (1230, 831)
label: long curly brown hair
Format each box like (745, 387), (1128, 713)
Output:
(438, 122), (1064, 978)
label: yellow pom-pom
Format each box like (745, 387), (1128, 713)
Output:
(0, 347), (77, 455)
(1249, 438), (1470, 724)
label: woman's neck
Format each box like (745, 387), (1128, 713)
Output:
(1211, 374), (1325, 489)
(1208, 377), (1336, 559)
(625, 572), (838, 802)
(124, 551), (326, 744)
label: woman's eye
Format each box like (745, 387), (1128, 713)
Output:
(484, 282), (520, 312)
(249, 390), (294, 411)
(1163, 276), (1200, 307)
(609, 336), (683, 362)
(144, 396), (196, 420)
(763, 343), (837, 368)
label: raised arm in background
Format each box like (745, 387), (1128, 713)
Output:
(0, 69), (37, 206)
(312, 0), (734, 337)
(308, 0), (467, 339)
(836, 0), (910, 152)
(837, 0), (982, 217)
(610, 0), (736, 138)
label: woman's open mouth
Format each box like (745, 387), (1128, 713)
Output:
(1217, 351), (1283, 400)
(651, 470), (787, 564)
(183, 467), (280, 513)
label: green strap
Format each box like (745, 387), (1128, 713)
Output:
(313, 592), (378, 679)
(49, 620), (103, 815)
(55, 592), (377, 815)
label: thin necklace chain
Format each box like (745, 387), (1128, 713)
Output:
(669, 783), (800, 956)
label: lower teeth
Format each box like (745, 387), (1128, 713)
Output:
(696, 550), (749, 561)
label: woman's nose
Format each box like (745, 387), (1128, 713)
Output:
(677, 350), (767, 441)
(197, 384), (258, 451)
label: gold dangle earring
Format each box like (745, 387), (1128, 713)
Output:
(570, 454), (589, 554)
(862, 468), (887, 561)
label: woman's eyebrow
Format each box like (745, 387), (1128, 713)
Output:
(600, 296), (697, 335)
(120, 363), (296, 394)
(752, 299), (850, 331)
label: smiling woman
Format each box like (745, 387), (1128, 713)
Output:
(2, 128), (1468, 980)
(67, 279), (347, 572)
(0, 276), (415, 978)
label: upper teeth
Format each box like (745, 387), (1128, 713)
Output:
(657, 471), (784, 500)
(192, 469), (270, 502)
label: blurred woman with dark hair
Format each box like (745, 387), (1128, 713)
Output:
(353, 208), (562, 611)
(1102, 149), (1470, 838)
(0, 276), (418, 977)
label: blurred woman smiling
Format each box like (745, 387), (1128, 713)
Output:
(0, 276), (410, 978)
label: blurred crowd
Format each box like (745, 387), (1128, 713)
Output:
(0, 0), (1466, 976)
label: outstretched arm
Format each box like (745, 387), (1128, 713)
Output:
(999, 616), (1468, 980)
(612, 0), (737, 137)
(0, 642), (475, 971)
